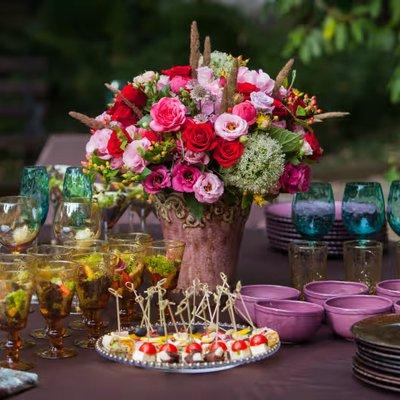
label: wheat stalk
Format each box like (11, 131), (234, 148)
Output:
(313, 111), (350, 122)
(68, 111), (105, 130)
(273, 58), (294, 96)
(189, 21), (200, 78)
(203, 36), (211, 66)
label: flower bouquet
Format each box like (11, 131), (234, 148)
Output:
(70, 21), (347, 289)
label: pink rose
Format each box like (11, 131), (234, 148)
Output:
(237, 67), (275, 94)
(170, 76), (191, 94)
(122, 138), (151, 173)
(214, 113), (248, 141)
(171, 163), (201, 193)
(86, 128), (113, 159)
(157, 74), (170, 91)
(150, 97), (186, 132)
(279, 163), (311, 194)
(184, 150), (210, 165)
(193, 173), (224, 204)
(143, 165), (171, 194)
(250, 91), (274, 112)
(232, 101), (257, 125)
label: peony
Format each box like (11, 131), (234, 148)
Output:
(86, 128), (113, 159)
(184, 150), (210, 165)
(143, 165), (171, 194)
(213, 138), (244, 168)
(171, 163), (201, 192)
(170, 75), (191, 94)
(182, 120), (215, 152)
(237, 67), (275, 94)
(279, 163), (311, 194)
(122, 138), (151, 173)
(193, 173), (224, 204)
(232, 101), (257, 125)
(250, 91), (274, 112)
(214, 113), (248, 141)
(150, 97), (186, 132)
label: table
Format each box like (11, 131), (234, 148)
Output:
(13, 228), (398, 400)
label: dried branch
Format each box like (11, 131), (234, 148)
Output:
(189, 21), (200, 78)
(273, 58), (294, 96)
(104, 83), (143, 119)
(313, 111), (350, 122)
(203, 36), (211, 66)
(68, 111), (105, 130)
(226, 58), (239, 108)
(220, 86), (229, 113)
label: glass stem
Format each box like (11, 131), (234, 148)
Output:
(139, 208), (147, 232)
(47, 319), (64, 355)
(85, 309), (102, 347)
(4, 330), (21, 366)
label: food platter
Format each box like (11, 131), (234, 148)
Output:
(95, 323), (281, 374)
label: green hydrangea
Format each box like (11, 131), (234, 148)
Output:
(222, 134), (285, 195)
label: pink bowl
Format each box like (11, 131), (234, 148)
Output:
(304, 280), (369, 307)
(235, 285), (300, 323)
(394, 300), (400, 314)
(324, 295), (393, 339)
(376, 280), (400, 302)
(255, 300), (324, 343)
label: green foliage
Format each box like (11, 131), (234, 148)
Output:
(267, 126), (302, 153)
(184, 193), (204, 220)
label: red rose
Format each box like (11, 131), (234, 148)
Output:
(161, 65), (192, 78)
(272, 99), (288, 117)
(107, 131), (123, 158)
(141, 130), (160, 143)
(182, 120), (216, 152)
(108, 102), (137, 127)
(213, 138), (244, 168)
(304, 132), (323, 160)
(117, 84), (147, 109)
(236, 82), (257, 100)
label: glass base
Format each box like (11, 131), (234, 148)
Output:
(0, 338), (35, 349)
(37, 347), (77, 359)
(0, 359), (34, 371)
(69, 319), (86, 331)
(30, 327), (71, 339)
(74, 338), (95, 349)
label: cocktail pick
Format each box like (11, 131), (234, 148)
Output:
(125, 282), (152, 333)
(234, 281), (255, 329)
(156, 279), (168, 336)
(165, 300), (179, 334)
(108, 288), (122, 332)
(176, 293), (191, 333)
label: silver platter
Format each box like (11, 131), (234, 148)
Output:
(95, 323), (281, 374)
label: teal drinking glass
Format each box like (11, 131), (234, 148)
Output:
(388, 180), (400, 236)
(342, 182), (385, 239)
(292, 182), (335, 241)
(62, 167), (92, 201)
(20, 166), (49, 226)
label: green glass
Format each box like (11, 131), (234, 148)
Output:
(62, 167), (92, 200)
(20, 166), (49, 226)
(388, 180), (400, 236)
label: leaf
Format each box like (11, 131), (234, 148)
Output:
(184, 193), (204, 220)
(267, 126), (302, 153)
(137, 167), (151, 181)
(241, 192), (253, 210)
(350, 19), (364, 44)
(137, 114), (151, 128)
(335, 23), (347, 51)
(323, 16), (336, 41)
(296, 106), (306, 116)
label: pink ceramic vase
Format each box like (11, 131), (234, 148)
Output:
(153, 193), (250, 290)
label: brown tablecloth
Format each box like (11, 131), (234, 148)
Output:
(13, 228), (398, 400)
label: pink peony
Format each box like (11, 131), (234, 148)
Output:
(143, 165), (171, 194)
(86, 128), (113, 159)
(237, 67), (275, 94)
(150, 97), (186, 132)
(232, 101), (257, 125)
(214, 113), (248, 141)
(193, 173), (224, 204)
(171, 163), (201, 193)
(122, 138), (151, 173)
(250, 91), (274, 112)
(170, 75), (191, 94)
(279, 163), (311, 194)
(184, 150), (210, 165)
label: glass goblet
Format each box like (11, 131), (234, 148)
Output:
(47, 164), (69, 209)
(53, 198), (101, 243)
(20, 166), (50, 226)
(62, 166), (92, 200)
(0, 261), (34, 370)
(74, 251), (114, 348)
(388, 180), (400, 236)
(36, 260), (77, 359)
(109, 243), (146, 328)
(0, 196), (41, 253)
(108, 232), (153, 246)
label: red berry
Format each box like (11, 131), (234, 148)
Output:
(185, 342), (202, 353)
(210, 341), (227, 352)
(160, 343), (178, 353)
(231, 340), (248, 352)
(250, 334), (268, 347)
(139, 342), (157, 355)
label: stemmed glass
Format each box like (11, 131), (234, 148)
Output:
(0, 196), (41, 253)
(35, 260), (77, 359)
(290, 182), (335, 291)
(53, 198), (101, 243)
(108, 232), (153, 246)
(387, 180), (400, 278)
(74, 251), (115, 349)
(0, 260), (34, 370)
(62, 167), (92, 200)
(20, 166), (50, 226)
(342, 182), (385, 291)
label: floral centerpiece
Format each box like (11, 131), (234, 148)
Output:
(70, 22), (347, 289)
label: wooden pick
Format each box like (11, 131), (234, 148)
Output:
(108, 288), (123, 332)
(125, 282), (152, 332)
